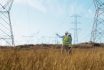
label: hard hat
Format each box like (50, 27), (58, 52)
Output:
(65, 32), (69, 34)
(65, 32), (71, 35)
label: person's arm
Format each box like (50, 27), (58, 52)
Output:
(56, 34), (64, 38)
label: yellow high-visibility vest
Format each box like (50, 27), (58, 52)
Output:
(63, 35), (72, 46)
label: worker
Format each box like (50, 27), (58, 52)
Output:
(56, 32), (72, 52)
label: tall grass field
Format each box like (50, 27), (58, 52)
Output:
(0, 45), (104, 70)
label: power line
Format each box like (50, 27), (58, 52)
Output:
(91, 0), (104, 43)
(0, 0), (14, 46)
(71, 14), (81, 44)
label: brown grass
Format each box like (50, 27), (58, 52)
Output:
(0, 46), (104, 70)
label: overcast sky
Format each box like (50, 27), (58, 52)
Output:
(7, 0), (96, 45)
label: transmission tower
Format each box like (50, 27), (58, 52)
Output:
(71, 15), (80, 44)
(91, 0), (104, 43)
(0, 0), (14, 46)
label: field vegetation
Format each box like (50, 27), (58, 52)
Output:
(0, 44), (104, 70)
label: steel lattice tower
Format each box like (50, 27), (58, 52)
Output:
(0, 0), (14, 46)
(91, 0), (104, 43)
(71, 15), (80, 44)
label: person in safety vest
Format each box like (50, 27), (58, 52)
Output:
(56, 32), (72, 52)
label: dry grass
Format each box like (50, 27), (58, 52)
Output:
(0, 47), (104, 70)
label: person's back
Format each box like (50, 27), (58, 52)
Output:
(62, 32), (72, 52)
(63, 35), (70, 46)
(56, 32), (72, 52)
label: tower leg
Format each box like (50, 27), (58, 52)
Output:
(0, 11), (14, 46)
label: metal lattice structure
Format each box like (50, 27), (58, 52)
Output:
(0, 0), (14, 46)
(71, 15), (80, 44)
(91, 0), (104, 43)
